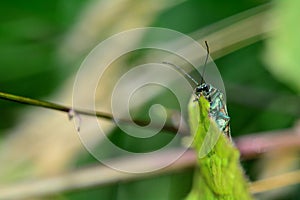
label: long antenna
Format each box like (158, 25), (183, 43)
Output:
(200, 41), (210, 85)
(162, 61), (199, 86)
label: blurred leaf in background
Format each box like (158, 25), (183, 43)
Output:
(0, 0), (90, 130)
(264, 0), (300, 94)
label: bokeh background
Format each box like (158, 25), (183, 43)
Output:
(0, 0), (299, 199)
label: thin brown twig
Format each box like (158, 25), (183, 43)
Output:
(2, 86), (300, 145)
(0, 91), (179, 134)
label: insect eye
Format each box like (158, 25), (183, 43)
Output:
(195, 87), (202, 93)
(199, 84), (209, 92)
(196, 84), (210, 93)
(204, 85), (209, 92)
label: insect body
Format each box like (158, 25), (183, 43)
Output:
(163, 41), (231, 139)
(194, 83), (231, 139)
(162, 61), (231, 139)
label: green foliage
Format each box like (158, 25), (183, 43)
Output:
(0, 0), (91, 130)
(264, 0), (300, 94)
(186, 96), (252, 199)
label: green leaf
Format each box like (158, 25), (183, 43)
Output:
(264, 0), (300, 93)
(185, 96), (252, 200)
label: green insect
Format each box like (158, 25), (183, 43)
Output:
(194, 83), (231, 140)
(163, 42), (231, 140)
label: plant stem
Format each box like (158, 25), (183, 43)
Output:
(0, 91), (179, 134)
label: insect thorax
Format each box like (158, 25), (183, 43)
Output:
(194, 83), (231, 138)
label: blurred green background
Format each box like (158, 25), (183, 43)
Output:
(0, 0), (299, 199)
